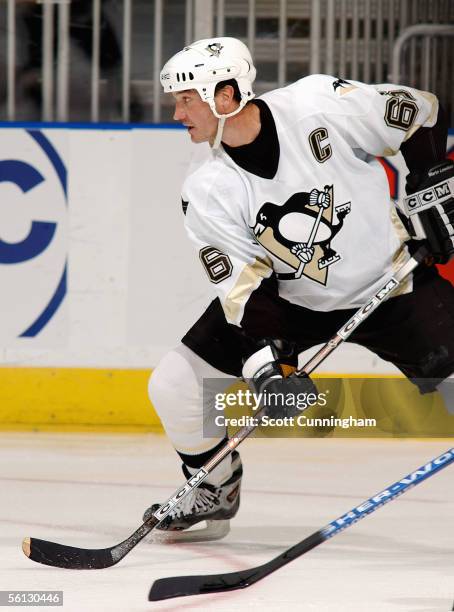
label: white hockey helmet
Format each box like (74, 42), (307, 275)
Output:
(160, 37), (256, 147)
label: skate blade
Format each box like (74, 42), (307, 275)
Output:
(151, 520), (230, 544)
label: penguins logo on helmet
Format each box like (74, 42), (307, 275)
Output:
(251, 186), (351, 285)
(206, 42), (224, 57)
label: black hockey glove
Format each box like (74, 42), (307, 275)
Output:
(242, 339), (317, 419)
(403, 159), (454, 264)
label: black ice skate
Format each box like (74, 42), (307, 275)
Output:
(143, 451), (242, 542)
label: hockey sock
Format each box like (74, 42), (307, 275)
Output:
(177, 436), (234, 486)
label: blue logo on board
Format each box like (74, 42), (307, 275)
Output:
(0, 130), (67, 337)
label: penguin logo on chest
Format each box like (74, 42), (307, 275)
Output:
(251, 186), (351, 284)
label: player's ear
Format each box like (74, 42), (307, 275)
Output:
(215, 84), (235, 111)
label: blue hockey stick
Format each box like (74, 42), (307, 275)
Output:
(149, 448), (454, 601)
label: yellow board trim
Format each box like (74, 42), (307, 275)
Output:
(1, 368), (453, 437)
(0, 367), (161, 433)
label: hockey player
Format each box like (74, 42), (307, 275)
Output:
(143, 37), (454, 540)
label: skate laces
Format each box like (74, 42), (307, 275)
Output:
(171, 485), (220, 519)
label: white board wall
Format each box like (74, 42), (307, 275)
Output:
(1, 126), (453, 373)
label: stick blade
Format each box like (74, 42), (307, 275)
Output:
(23, 537), (114, 569)
(148, 567), (263, 601)
(148, 531), (327, 601)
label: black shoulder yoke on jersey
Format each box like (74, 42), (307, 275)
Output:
(221, 99), (279, 179)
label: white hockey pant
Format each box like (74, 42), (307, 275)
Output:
(148, 343), (235, 485)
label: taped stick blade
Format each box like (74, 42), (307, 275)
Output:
(23, 537), (114, 569)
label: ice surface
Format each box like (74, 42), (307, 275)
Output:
(0, 433), (453, 611)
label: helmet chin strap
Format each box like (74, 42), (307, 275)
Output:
(212, 116), (226, 149)
(208, 96), (253, 150)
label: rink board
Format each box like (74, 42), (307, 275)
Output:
(1, 367), (453, 437)
(0, 367), (157, 433)
(1, 127), (454, 437)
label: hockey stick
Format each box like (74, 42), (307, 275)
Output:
(148, 447), (454, 601)
(22, 245), (429, 570)
(294, 193), (325, 279)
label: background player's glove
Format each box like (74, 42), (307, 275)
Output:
(242, 340), (317, 419)
(402, 159), (454, 264)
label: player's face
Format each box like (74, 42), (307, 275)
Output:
(172, 90), (218, 144)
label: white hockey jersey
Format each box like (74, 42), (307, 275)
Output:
(182, 74), (439, 326)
